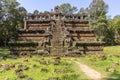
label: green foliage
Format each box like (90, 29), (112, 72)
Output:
(86, 0), (116, 45)
(95, 16), (108, 40)
(103, 15), (120, 45)
(33, 10), (39, 15)
(9, 41), (38, 46)
(112, 15), (120, 43)
(78, 46), (120, 79)
(0, 0), (27, 46)
(0, 48), (10, 57)
(60, 3), (77, 14)
(78, 7), (89, 15)
(0, 0), (119, 47)
(88, 0), (108, 21)
(78, 8), (85, 14)
(103, 19), (115, 45)
(0, 55), (88, 80)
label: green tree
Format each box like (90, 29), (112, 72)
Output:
(33, 10), (39, 15)
(60, 3), (77, 14)
(104, 19), (115, 45)
(43, 11), (49, 13)
(18, 7), (27, 28)
(78, 8), (85, 14)
(0, 1), (2, 19)
(87, 0), (109, 43)
(95, 16), (107, 40)
(0, 0), (27, 46)
(113, 15), (120, 35)
(112, 15), (120, 43)
(88, 0), (108, 24)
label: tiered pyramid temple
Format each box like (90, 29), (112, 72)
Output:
(9, 6), (103, 56)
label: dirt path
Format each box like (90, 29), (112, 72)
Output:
(72, 59), (102, 80)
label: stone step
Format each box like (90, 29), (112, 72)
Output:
(51, 20), (65, 55)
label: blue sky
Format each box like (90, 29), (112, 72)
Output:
(17, 0), (120, 18)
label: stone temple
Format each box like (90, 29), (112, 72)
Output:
(9, 6), (103, 56)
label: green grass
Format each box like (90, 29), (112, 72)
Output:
(0, 56), (75, 80)
(0, 48), (10, 57)
(0, 48), (89, 80)
(70, 59), (89, 80)
(78, 46), (120, 79)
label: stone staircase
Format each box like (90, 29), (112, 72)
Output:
(51, 20), (64, 56)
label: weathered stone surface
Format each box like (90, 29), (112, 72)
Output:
(10, 64), (15, 68)
(114, 61), (120, 65)
(107, 67), (116, 72)
(98, 55), (107, 60)
(15, 68), (22, 73)
(4, 78), (9, 80)
(17, 73), (27, 79)
(33, 64), (37, 67)
(53, 61), (60, 65)
(64, 67), (73, 72)
(23, 65), (29, 70)
(23, 59), (29, 62)
(47, 77), (59, 80)
(9, 6), (103, 56)
(2, 64), (10, 70)
(39, 60), (47, 65)
(18, 64), (23, 69)
(54, 68), (64, 73)
(0, 57), (6, 60)
(41, 68), (48, 72)
(27, 78), (33, 80)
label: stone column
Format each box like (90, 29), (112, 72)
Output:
(24, 21), (27, 30)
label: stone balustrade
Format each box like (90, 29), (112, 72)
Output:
(24, 13), (88, 21)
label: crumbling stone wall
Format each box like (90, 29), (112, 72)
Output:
(9, 6), (103, 56)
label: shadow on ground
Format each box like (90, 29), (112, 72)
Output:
(103, 72), (120, 80)
(0, 48), (19, 59)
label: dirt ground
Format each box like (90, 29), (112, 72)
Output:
(72, 59), (102, 80)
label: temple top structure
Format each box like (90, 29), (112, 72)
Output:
(24, 6), (88, 21)
(54, 6), (61, 13)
